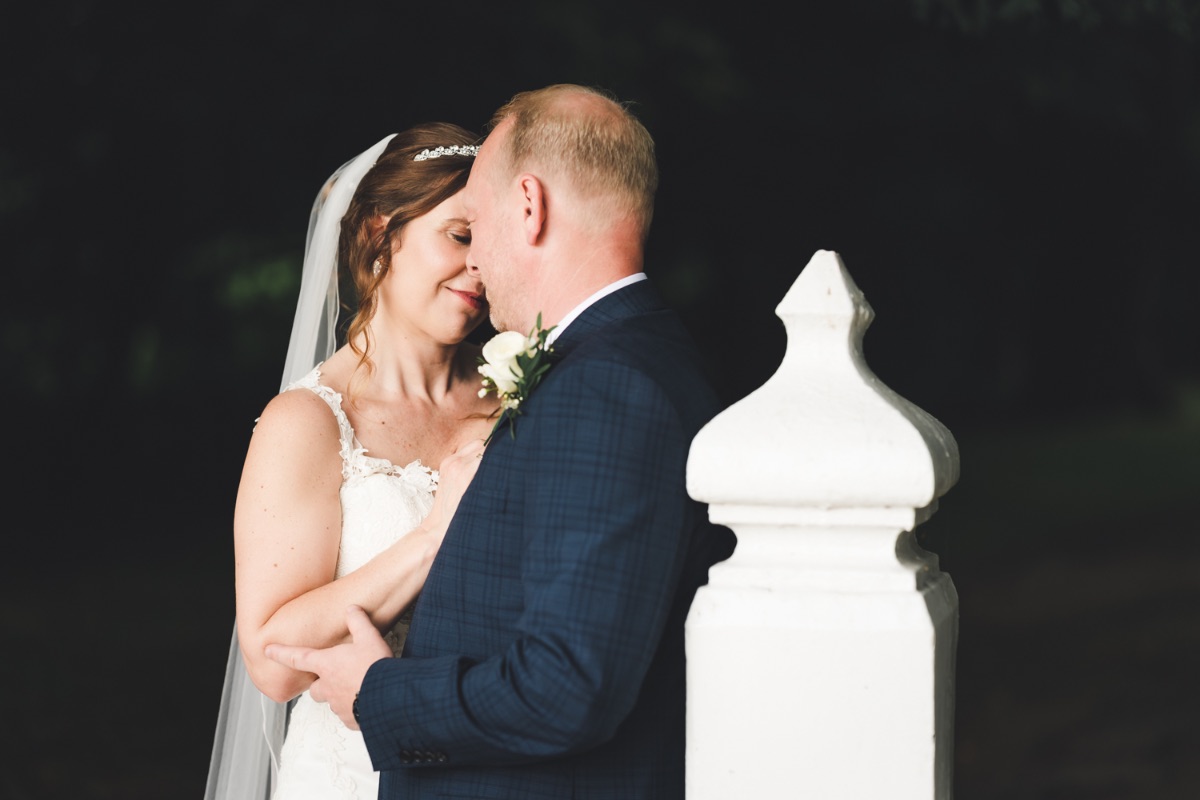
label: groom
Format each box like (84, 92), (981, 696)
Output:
(267, 83), (735, 799)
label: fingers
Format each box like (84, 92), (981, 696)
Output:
(344, 605), (390, 658)
(436, 442), (484, 502)
(441, 442), (484, 478)
(264, 643), (317, 673)
(443, 441), (484, 481)
(424, 439), (486, 534)
(455, 438), (486, 459)
(344, 604), (375, 639)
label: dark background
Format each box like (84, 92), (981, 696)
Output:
(2, 1), (1198, 798)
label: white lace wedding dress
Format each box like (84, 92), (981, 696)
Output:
(270, 365), (437, 800)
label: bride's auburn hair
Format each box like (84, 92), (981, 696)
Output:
(337, 121), (479, 375)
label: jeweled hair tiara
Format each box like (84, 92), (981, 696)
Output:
(413, 145), (480, 162)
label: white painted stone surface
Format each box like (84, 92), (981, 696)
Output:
(686, 250), (960, 799)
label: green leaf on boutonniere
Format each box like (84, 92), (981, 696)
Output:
(477, 313), (557, 444)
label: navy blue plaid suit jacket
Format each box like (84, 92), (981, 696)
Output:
(358, 278), (736, 799)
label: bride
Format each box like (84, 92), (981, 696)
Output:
(205, 123), (498, 799)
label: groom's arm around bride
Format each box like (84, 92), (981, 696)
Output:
(268, 82), (736, 800)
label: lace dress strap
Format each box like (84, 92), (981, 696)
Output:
(284, 365), (438, 487)
(284, 365), (364, 481)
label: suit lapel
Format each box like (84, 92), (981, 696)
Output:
(484, 280), (666, 442)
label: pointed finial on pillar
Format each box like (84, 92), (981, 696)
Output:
(688, 249), (959, 529)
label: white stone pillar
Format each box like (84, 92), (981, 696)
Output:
(686, 250), (960, 799)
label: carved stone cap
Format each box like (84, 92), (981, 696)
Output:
(688, 250), (960, 515)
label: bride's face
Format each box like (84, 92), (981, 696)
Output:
(377, 191), (488, 344)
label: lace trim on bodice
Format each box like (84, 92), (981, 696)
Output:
(284, 364), (439, 490)
(280, 363), (437, 652)
(270, 365), (436, 798)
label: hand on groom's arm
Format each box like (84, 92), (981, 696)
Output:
(265, 604), (392, 730)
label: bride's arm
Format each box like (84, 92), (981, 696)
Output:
(233, 390), (456, 704)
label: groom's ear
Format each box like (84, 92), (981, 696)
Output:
(517, 173), (546, 245)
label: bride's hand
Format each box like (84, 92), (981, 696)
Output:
(421, 438), (486, 539)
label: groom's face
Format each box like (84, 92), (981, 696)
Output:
(464, 120), (525, 332)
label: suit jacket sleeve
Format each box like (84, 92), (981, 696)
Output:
(357, 349), (703, 768)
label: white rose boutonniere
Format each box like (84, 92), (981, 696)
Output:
(478, 313), (557, 443)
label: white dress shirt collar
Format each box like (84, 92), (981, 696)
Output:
(545, 273), (647, 345)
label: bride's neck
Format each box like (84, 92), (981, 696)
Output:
(350, 330), (468, 401)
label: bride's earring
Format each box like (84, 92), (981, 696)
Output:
(372, 257), (384, 276)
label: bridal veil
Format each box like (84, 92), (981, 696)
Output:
(203, 134), (396, 800)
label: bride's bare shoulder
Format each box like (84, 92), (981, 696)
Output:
(254, 379), (340, 441)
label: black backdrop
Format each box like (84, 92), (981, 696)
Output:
(3, 2), (1198, 798)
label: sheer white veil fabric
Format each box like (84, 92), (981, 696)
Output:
(204, 134), (397, 800)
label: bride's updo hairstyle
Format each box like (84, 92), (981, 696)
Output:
(337, 121), (479, 368)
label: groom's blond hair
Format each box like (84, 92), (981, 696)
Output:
(487, 83), (658, 241)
